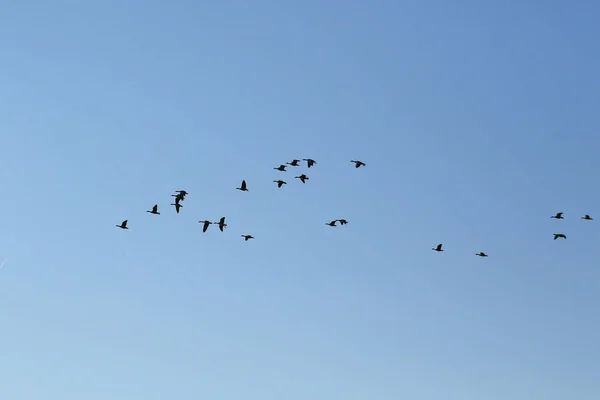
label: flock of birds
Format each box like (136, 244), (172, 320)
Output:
(431, 211), (594, 257)
(114, 158), (368, 241)
(114, 159), (593, 256)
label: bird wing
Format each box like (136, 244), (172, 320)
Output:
(436, 244), (442, 250)
(241, 180), (247, 189)
(219, 217), (225, 224)
(219, 224), (224, 232)
(122, 220), (128, 226)
(203, 222), (209, 232)
(152, 205), (158, 212)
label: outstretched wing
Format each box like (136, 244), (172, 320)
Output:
(152, 205), (158, 212)
(241, 180), (247, 190)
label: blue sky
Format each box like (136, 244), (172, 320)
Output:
(1, 0), (599, 399)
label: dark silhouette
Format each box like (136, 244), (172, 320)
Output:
(273, 180), (287, 188)
(337, 219), (348, 225)
(217, 217), (227, 232)
(236, 180), (249, 191)
(198, 220), (212, 232)
(326, 220), (337, 227)
(146, 204), (160, 215)
(553, 233), (567, 240)
(274, 165), (287, 171)
(303, 158), (316, 168)
(295, 174), (309, 183)
(241, 234), (254, 241)
(171, 197), (182, 213)
(432, 244), (443, 252)
(286, 159), (300, 166)
(351, 160), (366, 168)
(582, 214), (593, 220)
(475, 252), (488, 257)
(551, 212), (564, 219)
(116, 220), (129, 229)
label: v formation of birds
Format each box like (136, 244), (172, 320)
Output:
(115, 159), (592, 254)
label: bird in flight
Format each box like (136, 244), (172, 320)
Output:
(216, 217), (227, 232)
(273, 180), (287, 188)
(303, 158), (316, 168)
(146, 204), (160, 215)
(551, 212), (564, 219)
(432, 244), (443, 252)
(337, 219), (348, 225)
(475, 252), (488, 257)
(274, 165), (287, 171)
(116, 220), (129, 229)
(350, 160), (366, 168)
(236, 180), (249, 191)
(582, 214), (593, 220)
(241, 234), (254, 241)
(171, 197), (183, 213)
(326, 220), (337, 227)
(286, 159), (301, 167)
(553, 233), (567, 240)
(198, 220), (212, 233)
(295, 174), (309, 183)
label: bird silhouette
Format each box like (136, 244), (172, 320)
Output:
(432, 244), (443, 252)
(274, 165), (287, 171)
(116, 220), (129, 229)
(236, 180), (249, 191)
(146, 204), (160, 215)
(295, 174), (309, 183)
(553, 233), (567, 240)
(551, 212), (564, 219)
(241, 234), (254, 241)
(286, 159), (300, 166)
(582, 214), (593, 220)
(217, 217), (227, 232)
(198, 220), (212, 232)
(351, 160), (366, 168)
(170, 198), (183, 213)
(303, 158), (316, 168)
(273, 180), (287, 188)
(337, 219), (348, 225)
(326, 220), (337, 227)
(475, 252), (488, 257)
(171, 193), (185, 202)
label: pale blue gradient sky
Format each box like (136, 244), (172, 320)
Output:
(1, 1), (599, 399)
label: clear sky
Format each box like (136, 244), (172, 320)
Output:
(1, 1), (599, 399)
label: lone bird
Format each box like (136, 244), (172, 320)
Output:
(146, 204), (160, 215)
(236, 180), (249, 191)
(170, 197), (182, 214)
(241, 234), (254, 241)
(295, 174), (309, 183)
(216, 217), (227, 232)
(582, 214), (593, 220)
(286, 159), (301, 166)
(303, 158), (316, 168)
(198, 220), (212, 232)
(432, 244), (443, 252)
(326, 220), (337, 227)
(475, 252), (488, 257)
(551, 212), (564, 219)
(116, 220), (129, 229)
(274, 165), (287, 171)
(351, 160), (366, 168)
(337, 219), (348, 225)
(553, 233), (567, 240)
(273, 180), (287, 188)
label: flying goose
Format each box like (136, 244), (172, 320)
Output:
(241, 234), (254, 241)
(582, 214), (593, 220)
(551, 212), (564, 219)
(351, 160), (366, 168)
(475, 252), (488, 257)
(553, 233), (567, 240)
(236, 180), (249, 191)
(198, 220), (212, 232)
(217, 217), (227, 232)
(337, 219), (348, 225)
(116, 220), (129, 229)
(295, 174), (309, 183)
(432, 244), (443, 252)
(273, 180), (287, 188)
(274, 165), (287, 171)
(286, 159), (301, 166)
(170, 197), (182, 213)
(146, 204), (160, 215)
(303, 158), (316, 168)
(326, 220), (337, 227)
